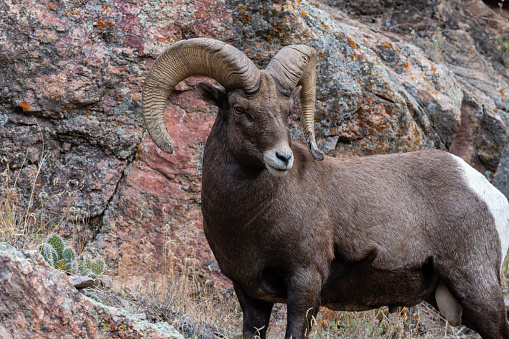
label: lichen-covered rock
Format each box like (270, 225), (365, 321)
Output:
(0, 0), (508, 285)
(0, 242), (183, 339)
(323, 0), (509, 181)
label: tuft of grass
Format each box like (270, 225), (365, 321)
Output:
(503, 251), (509, 285)
(0, 153), (59, 249)
(116, 235), (245, 338)
(0, 146), (92, 255)
(433, 28), (446, 64)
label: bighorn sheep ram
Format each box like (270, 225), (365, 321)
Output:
(142, 38), (509, 339)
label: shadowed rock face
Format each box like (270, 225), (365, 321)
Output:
(0, 242), (183, 338)
(0, 0), (507, 283)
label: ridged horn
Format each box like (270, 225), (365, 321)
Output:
(142, 38), (261, 153)
(265, 45), (324, 160)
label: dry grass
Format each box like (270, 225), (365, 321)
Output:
(107, 233), (245, 338)
(111, 237), (500, 339)
(113, 276), (484, 339)
(0, 150), (92, 254)
(0, 154), (57, 249)
(503, 252), (509, 286)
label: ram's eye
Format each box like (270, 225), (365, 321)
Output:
(233, 106), (244, 115)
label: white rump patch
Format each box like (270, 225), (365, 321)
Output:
(451, 154), (509, 271)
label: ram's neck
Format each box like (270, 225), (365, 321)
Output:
(202, 114), (277, 201)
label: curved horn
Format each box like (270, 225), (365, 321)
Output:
(142, 38), (261, 153)
(265, 45), (324, 160)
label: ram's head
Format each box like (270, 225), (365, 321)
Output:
(142, 38), (324, 176)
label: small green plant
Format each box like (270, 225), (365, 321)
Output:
(38, 235), (76, 271)
(38, 234), (105, 284)
(496, 36), (509, 56)
(433, 28), (445, 64)
(71, 256), (105, 280)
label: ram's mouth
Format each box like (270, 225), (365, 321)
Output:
(263, 146), (294, 177)
(265, 163), (290, 177)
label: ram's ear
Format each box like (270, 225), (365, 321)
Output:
(196, 82), (228, 109)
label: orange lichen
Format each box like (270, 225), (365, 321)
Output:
(317, 51), (323, 58)
(346, 37), (356, 49)
(134, 147), (143, 162)
(96, 18), (106, 29)
(19, 101), (31, 112)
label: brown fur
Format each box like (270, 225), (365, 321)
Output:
(197, 72), (509, 339)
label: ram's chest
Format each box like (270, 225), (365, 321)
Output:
(201, 186), (315, 298)
(202, 209), (284, 300)
(201, 198), (273, 277)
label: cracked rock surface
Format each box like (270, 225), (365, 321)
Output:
(0, 0), (508, 285)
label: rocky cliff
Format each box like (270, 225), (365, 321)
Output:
(1, 0), (508, 284)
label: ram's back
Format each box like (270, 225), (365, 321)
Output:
(321, 149), (508, 272)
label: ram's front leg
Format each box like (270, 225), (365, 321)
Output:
(233, 282), (274, 339)
(285, 269), (323, 339)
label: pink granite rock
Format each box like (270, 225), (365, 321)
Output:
(0, 242), (183, 338)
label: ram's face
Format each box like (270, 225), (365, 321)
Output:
(197, 72), (300, 177)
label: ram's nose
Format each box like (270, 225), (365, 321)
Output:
(276, 151), (293, 166)
(263, 147), (294, 177)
